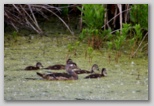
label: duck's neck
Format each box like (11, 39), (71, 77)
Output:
(68, 70), (78, 80)
(90, 69), (94, 73)
(101, 70), (107, 76)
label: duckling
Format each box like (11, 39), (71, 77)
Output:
(43, 59), (76, 70)
(24, 62), (43, 70)
(37, 58), (78, 80)
(44, 64), (65, 70)
(74, 64), (99, 74)
(65, 59), (80, 74)
(66, 58), (78, 68)
(42, 71), (71, 78)
(36, 69), (78, 80)
(84, 68), (107, 79)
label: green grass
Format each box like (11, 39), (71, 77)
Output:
(4, 35), (148, 100)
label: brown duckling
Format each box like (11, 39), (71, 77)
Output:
(84, 68), (107, 79)
(65, 58), (80, 74)
(36, 69), (78, 80)
(44, 64), (65, 70)
(74, 64), (99, 74)
(36, 58), (79, 80)
(43, 58), (76, 70)
(36, 72), (67, 80)
(66, 59), (78, 68)
(24, 62), (43, 70)
(42, 71), (71, 77)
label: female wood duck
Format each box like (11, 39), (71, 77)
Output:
(44, 64), (65, 70)
(66, 58), (78, 68)
(36, 58), (79, 80)
(65, 58), (80, 73)
(74, 64), (99, 74)
(24, 62), (43, 70)
(84, 68), (107, 79)
(36, 69), (78, 80)
(43, 58), (76, 70)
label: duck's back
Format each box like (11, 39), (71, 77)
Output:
(84, 73), (102, 79)
(44, 64), (65, 70)
(75, 70), (91, 74)
(25, 66), (39, 70)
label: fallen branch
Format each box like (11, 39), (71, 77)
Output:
(131, 32), (148, 57)
(4, 4), (75, 35)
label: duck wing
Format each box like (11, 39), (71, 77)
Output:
(25, 66), (39, 70)
(36, 72), (57, 80)
(84, 73), (101, 79)
(52, 72), (71, 78)
(75, 70), (91, 74)
(44, 64), (65, 70)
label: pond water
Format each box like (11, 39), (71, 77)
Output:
(4, 35), (148, 100)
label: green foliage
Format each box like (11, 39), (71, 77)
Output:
(78, 4), (105, 29)
(67, 43), (74, 52)
(121, 23), (131, 38)
(113, 23), (131, 50)
(87, 46), (93, 55)
(79, 28), (99, 40)
(74, 41), (80, 48)
(107, 42), (113, 50)
(79, 28), (112, 49)
(61, 4), (69, 16)
(129, 37), (135, 45)
(114, 35), (123, 50)
(67, 41), (80, 57)
(133, 24), (142, 41)
(12, 31), (18, 39)
(79, 28), (104, 49)
(130, 4), (148, 30)
(86, 46), (94, 63)
(102, 28), (112, 40)
(78, 4), (112, 49)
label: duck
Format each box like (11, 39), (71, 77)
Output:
(43, 64), (65, 70)
(84, 68), (107, 79)
(66, 58), (78, 68)
(65, 58), (80, 74)
(24, 62), (43, 70)
(37, 58), (79, 81)
(74, 64), (99, 74)
(41, 58), (78, 80)
(36, 68), (78, 80)
(43, 58), (76, 70)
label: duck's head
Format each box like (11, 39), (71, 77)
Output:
(66, 58), (78, 69)
(91, 64), (99, 73)
(66, 58), (73, 64)
(101, 68), (107, 76)
(36, 62), (43, 68)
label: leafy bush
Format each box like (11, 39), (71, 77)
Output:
(130, 4), (148, 30)
(78, 4), (105, 29)
(133, 24), (143, 41)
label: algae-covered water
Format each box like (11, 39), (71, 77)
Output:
(4, 35), (148, 100)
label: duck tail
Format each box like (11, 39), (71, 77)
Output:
(36, 72), (44, 78)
